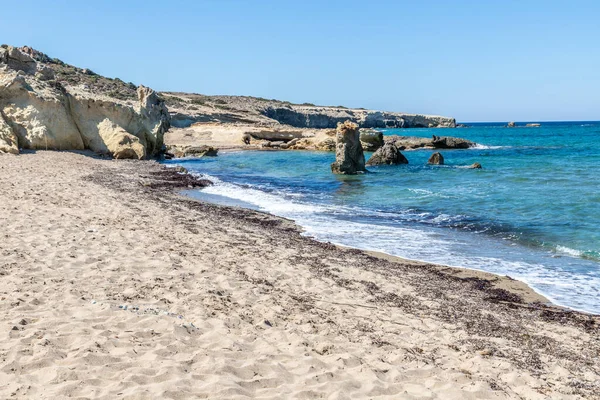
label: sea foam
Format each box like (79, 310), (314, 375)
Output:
(192, 175), (600, 314)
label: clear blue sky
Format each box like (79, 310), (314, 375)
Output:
(2, 0), (599, 122)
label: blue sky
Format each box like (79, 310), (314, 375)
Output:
(2, 0), (598, 121)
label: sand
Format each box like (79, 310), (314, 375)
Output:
(0, 151), (598, 399)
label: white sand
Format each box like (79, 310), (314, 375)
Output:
(0, 151), (598, 399)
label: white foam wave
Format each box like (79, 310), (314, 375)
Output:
(200, 174), (417, 221)
(192, 175), (600, 314)
(471, 144), (510, 150)
(555, 245), (584, 257)
(201, 179), (330, 215)
(303, 218), (600, 313)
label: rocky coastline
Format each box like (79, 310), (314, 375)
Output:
(1, 45), (466, 160)
(163, 92), (457, 130)
(163, 122), (477, 158)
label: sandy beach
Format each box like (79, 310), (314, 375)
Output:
(0, 151), (599, 399)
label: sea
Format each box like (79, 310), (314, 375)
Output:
(164, 121), (600, 314)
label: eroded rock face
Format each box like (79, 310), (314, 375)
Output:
(0, 46), (36, 74)
(330, 121), (366, 174)
(314, 136), (336, 151)
(366, 142), (408, 166)
(0, 73), (85, 151)
(428, 152), (444, 165)
(137, 85), (170, 154)
(262, 106), (456, 129)
(97, 119), (146, 159)
(0, 46), (170, 158)
(0, 112), (18, 154)
(359, 129), (384, 151)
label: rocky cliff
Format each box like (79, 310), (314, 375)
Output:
(162, 93), (456, 129)
(0, 46), (169, 158)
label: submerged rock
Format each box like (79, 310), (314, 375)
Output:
(468, 162), (482, 169)
(330, 121), (366, 174)
(366, 142), (408, 166)
(428, 152), (444, 165)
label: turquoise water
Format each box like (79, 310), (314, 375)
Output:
(165, 122), (600, 314)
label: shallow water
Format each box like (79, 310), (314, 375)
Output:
(165, 121), (600, 314)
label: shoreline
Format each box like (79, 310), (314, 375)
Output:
(352, 248), (551, 306)
(178, 183), (552, 308)
(1, 151), (599, 398)
(177, 166), (580, 314)
(173, 172), (589, 319)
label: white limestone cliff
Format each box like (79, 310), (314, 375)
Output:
(0, 46), (169, 158)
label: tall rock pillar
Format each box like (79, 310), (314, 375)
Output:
(330, 121), (366, 174)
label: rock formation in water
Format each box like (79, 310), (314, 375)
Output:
(366, 142), (409, 166)
(330, 121), (366, 174)
(383, 135), (476, 151)
(431, 135), (474, 149)
(468, 162), (482, 169)
(427, 152), (444, 165)
(507, 121), (516, 127)
(359, 128), (384, 151)
(0, 45), (169, 158)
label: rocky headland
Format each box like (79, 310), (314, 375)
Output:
(163, 92), (457, 129)
(0, 46), (169, 158)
